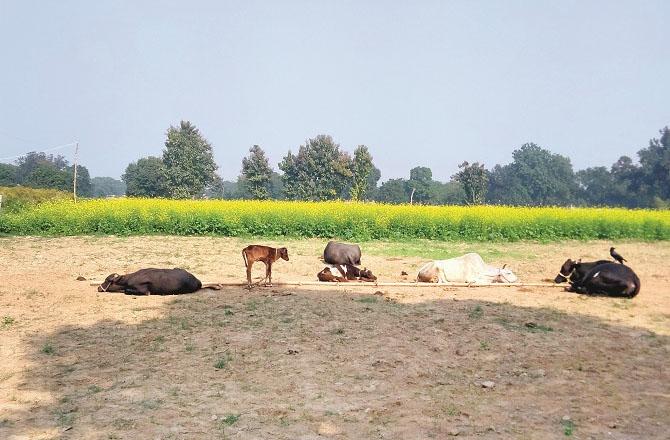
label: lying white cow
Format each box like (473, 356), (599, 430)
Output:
(417, 253), (518, 284)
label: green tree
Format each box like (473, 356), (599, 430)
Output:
(91, 177), (126, 197)
(636, 126), (670, 204)
(13, 152), (91, 195)
(221, 180), (241, 199)
(365, 166), (381, 200)
(430, 181), (466, 205)
(406, 166), (432, 204)
(22, 162), (70, 190)
(279, 135), (352, 201)
(349, 145), (374, 201)
(376, 178), (408, 204)
(204, 174), (225, 199)
(162, 120), (218, 198)
(488, 143), (577, 206)
(270, 172), (284, 199)
(575, 166), (638, 207)
(122, 156), (168, 197)
(0, 163), (18, 186)
(70, 164), (92, 197)
(240, 145), (273, 200)
(452, 161), (488, 205)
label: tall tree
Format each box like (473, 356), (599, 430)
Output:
(349, 145), (374, 201)
(376, 178), (408, 204)
(71, 164), (92, 196)
(0, 163), (18, 186)
(162, 120), (218, 198)
(279, 135), (352, 201)
(270, 172), (284, 199)
(365, 166), (381, 200)
(12, 152), (91, 195)
(204, 174), (225, 199)
(636, 126), (670, 204)
(406, 166), (433, 204)
(122, 156), (168, 197)
(240, 145), (273, 200)
(430, 181), (466, 205)
(91, 177), (126, 197)
(452, 161), (488, 205)
(488, 143), (577, 206)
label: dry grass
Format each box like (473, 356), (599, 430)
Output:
(0, 236), (668, 439)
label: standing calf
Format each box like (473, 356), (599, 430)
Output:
(242, 245), (289, 288)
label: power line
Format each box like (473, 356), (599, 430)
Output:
(0, 142), (77, 162)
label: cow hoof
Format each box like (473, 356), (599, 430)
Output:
(265, 283), (273, 287)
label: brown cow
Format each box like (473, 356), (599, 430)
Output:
(317, 267), (347, 282)
(317, 264), (377, 282)
(242, 245), (289, 288)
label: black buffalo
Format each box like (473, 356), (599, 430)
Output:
(555, 261), (640, 298)
(323, 241), (362, 266)
(554, 259), (611, 284)
(98, 268), (218, 295)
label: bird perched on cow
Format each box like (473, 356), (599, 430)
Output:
(554, 259), (640, 297)
(97, 268), (221, 295)
(242, 245), (289, 288)
(610, 247), (627, 264)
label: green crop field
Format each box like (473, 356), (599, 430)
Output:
(1, 198), (668, 241)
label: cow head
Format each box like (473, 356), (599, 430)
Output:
(278, 247), (289, 261)
(495, 266), (518, 283)
(554, 259), (577, 283)
(98, 273), (125, 292)
(359, 267), (377, 282)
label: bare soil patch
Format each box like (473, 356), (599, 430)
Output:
(0, 237), (668, 439)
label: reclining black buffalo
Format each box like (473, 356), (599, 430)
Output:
(554, 259), (611, 284)
(98, 268), (220, 295)
(323, 241), (362, 266)
(554, 259), (640, 298)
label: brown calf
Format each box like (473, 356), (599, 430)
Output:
(317, 267), (347, 282)
(317, 264), (378, 283)
(242, 245), (289, 288)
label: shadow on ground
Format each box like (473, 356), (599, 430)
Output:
(2, 288), (669, 440)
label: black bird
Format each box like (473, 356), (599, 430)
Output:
(610, 247), (627, 264)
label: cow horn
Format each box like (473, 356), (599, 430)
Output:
(502, 264), (507, 269)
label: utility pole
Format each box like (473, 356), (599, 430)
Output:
(73, 141), (79, 202)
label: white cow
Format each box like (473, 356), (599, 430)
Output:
(417, 253), (518, 284)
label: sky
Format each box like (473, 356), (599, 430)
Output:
(0, 0), (668, 182)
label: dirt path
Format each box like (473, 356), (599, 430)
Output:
(1, 237), (668, 439)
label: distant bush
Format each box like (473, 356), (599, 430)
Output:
(1, 198), (669, 241)
(0, 186), (71, 214)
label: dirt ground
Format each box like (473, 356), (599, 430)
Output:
(0, 236), (668, 440)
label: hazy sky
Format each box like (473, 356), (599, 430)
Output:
(1, 1), (668, 182)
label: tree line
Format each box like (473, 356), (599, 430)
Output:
(1, 121), (668, 208)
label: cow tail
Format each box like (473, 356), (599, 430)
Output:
(242, 249), (248, 268)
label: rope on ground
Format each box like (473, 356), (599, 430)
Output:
(87, 280), (566, 288)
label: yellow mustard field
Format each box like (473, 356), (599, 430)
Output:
(1, 198), (669, 241)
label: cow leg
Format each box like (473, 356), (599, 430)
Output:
(246, 261), (253, 289)
(265, 261), (273, 287)
(124, 284), (150, 296)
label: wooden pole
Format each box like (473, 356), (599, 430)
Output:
(73, 141), (79, 202)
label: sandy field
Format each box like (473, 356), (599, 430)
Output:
(0, 236), (668, 440)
